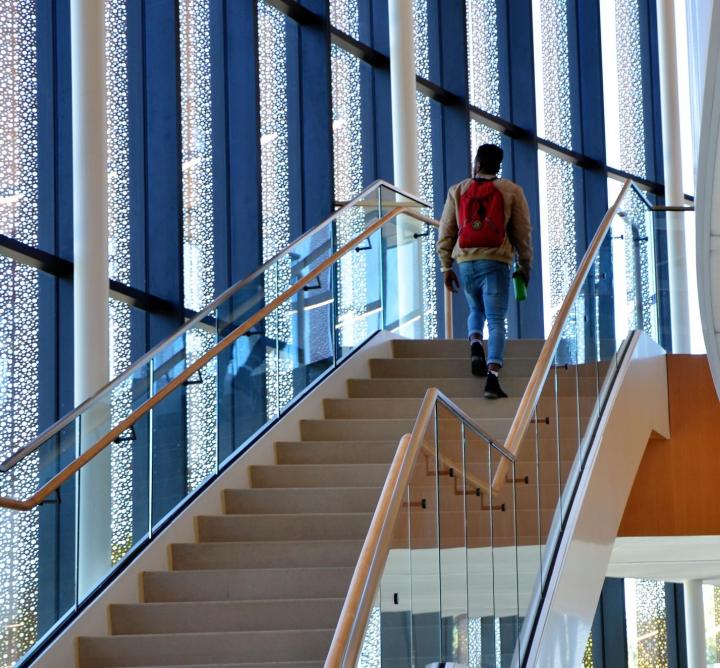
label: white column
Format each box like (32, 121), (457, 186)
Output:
(388, 0), (419, 194)
(657, 0), (691, 352)
(685, 0), (713, 172)
(71, 0), (111, 596)
(388, 0), (421, 336)
(684, 579), (707, 668)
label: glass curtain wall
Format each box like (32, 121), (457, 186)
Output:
(105, 0), (134, 566)
(330, 17), (370, 351)
(600, 0), (659, 344)
(417, 95), (438, 340)
(704, 584), (720, 667)
(331, 0), (438, 342)
(179, 0), (217, 489)
(624, 578), (669, 668)
(412, 0), (437, 339)
(258, 0), (292, 415)
(532, 0), (579, 350)
(0, 1), (39, 664)
(466, 0), (504, 152)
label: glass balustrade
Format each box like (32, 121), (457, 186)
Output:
(357, 392), (518, 667)
(0, 181), (436, 665)
(350, 179), (676, 667)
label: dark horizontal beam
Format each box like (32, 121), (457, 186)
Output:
(0, 234), (73, 277)
(108, 280), (192, 320)
(0, 234), (195, 321)
(265, 0), (323, 26)
(417, 77), (463, 107)
(468, 104), (532, 141)
(268, 0), (691, 204)
(330, 27), (389, 68)
(537, 138), (606, 172)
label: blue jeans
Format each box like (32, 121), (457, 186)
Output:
(457, 260), (510, 367)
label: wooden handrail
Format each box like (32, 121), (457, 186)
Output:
(491, 178), (632, 491)
(0, 205), (417, 510)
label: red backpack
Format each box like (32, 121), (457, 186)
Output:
(457, 179), (506, 249)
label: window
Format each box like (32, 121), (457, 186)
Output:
(533, 0), (578, 343)
(0, 0), (40, 662)
(703, 584), (720, 667)
(179, 0), (216, 488)
(413, 0), (437, 338)
(331, 43), (369, 349)
(625, 578), (669, 668)
(600, 0), (647, 178)
(258, 0), (292, 415)
(329, 0), (359, 40)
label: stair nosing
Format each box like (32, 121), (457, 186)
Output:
(114, 597), (346, 607)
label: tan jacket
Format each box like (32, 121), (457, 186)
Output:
(437, 177), (533, 272)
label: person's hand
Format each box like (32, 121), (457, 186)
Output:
(444, 269), (460, 293)
(513, 265), (530, 287)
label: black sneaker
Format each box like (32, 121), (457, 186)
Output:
(470, 341), (487, 377)
(484, 372), (508, 399)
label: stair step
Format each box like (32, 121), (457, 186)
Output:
(276, 440), (397, 465)
(273, 438), (579, 467)
(391, 338), (545, 358)
(382, 509), (556, 544)
(142, 566), (354, 603)
(299, 417), (514, 442)
(348, 376), (526, 398)
(513, 458), (575, 482)
(115, 664), (323, 668)
(224, 486), (381, 513)
(511, 438), (580, 461)
(196, 513), (372, 542)
(323, 396), (594, 420)
(347, 375), (598, 398)
(299, 416), (578, 442)
(251, 463), (390, 488)
(323, 396), (521, 419)
(170, 539), (363, 570)
(370, 357), (537, 378)
(300, 418), (587, 443)
(77, 629), (334, 667)
(110, 598), (344, 635)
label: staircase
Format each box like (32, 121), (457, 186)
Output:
(76, 337), (597, 668)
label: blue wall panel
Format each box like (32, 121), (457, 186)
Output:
(500, 0), (544, 339)
(127, 0), (187, 526)
(298, 10), (334, 231)
(210, 0), (263, 289)
(36, 0), (76, 637)
(211, 0), (265, 461)
(666, 583), (689, 668)
(640, 0), (665, 186)
(431, 0), (470, 338)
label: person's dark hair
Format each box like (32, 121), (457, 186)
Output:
(473, 143), (504, 176)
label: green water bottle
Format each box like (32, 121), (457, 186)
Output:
(512, 261), (527, 302)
